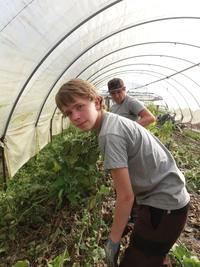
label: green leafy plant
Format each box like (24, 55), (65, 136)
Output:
(49, 130), (100, 207)
(47, 249), (70, 267)
(68, 184), (111, 266)
(148, 120), (175, 150)
(11, 260), (30, 267)
(170, 243), (200, 267)
(183, 129), (200, 141)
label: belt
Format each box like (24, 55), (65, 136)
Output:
(149, 203), (189, 215)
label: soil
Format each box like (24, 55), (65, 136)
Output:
(180, 193), (200, 257)
(171, 129), (200, 258)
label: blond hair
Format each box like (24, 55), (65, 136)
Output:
(55, 79), (105, 113)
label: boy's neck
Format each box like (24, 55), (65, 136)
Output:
(93, 110), (105, 132)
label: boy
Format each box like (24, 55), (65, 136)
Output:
(108, 77), (156, 229)
(55, 79), (190, 267)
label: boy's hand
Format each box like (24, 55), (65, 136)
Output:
(104, 238), (120, 267)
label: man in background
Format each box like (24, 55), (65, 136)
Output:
(107, 77), (155, 127)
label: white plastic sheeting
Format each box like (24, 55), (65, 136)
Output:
(0, 0), (200, 177)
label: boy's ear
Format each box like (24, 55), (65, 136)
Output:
(95, 96), (101, 110)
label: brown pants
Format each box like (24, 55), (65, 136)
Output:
(119, 204), (189, 267)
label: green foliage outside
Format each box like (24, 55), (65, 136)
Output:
(0, 113), (200, 266)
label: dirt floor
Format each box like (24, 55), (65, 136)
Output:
(172, 129), (200, 258)
(180, 193), (200, 257)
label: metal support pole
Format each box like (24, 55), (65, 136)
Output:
(0, 144), (7, 191)
(50, 118), (53, 143)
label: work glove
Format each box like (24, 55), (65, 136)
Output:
(104, 238), (120, 267)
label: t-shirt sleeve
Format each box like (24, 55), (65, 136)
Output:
(128, 99), (145, 115)
(102, 134), (128, 170)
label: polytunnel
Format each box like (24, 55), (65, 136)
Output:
(1, 0), (200, 180)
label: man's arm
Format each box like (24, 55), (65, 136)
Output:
(137, 108), (156, 127)
(109, 167), (134, 243)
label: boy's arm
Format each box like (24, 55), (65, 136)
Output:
(109, 167), (134, 243)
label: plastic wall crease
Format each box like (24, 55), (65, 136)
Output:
(4, 124), (37, 177)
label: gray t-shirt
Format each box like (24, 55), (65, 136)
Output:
(110, 95), (145, 121)
(98, 112), (190, 210)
